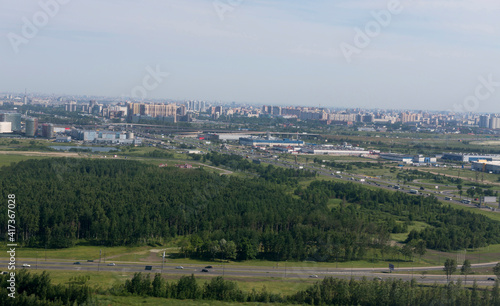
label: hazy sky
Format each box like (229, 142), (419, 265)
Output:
(1, 0), (499, 111)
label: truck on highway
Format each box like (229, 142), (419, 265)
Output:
(409, 189), (418, 194)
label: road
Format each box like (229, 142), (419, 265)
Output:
(1, 259), (498, 286)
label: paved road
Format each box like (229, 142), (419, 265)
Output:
(2, 259), (498, 286)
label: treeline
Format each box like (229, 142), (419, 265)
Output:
(302, 180), (500, 251)
(0, 270), (91, 305)
(204, 152), (316, 185)
(144, 149), (174, 158)
(113, 273), (499, 306)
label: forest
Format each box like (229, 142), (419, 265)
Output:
(1, 158), (500, 261)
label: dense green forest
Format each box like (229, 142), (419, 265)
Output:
(1, 158), (500, 261)
(302, 181), (500, 251)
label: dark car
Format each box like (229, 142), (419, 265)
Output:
(420, 187), (425, 190)
(201, 269), (209, 272)
(488, 277), (495, 281)
(73, 262), (81, 265)
(205, 266), (213, 269)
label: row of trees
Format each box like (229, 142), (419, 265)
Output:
(0, 270), (91, 305)
(115, 273), (500, 306)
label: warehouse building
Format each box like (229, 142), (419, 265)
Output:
(471, 161), (500, 174)
(239, 137), (304, 147)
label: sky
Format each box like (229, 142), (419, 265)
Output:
(1, 0), (499, 112)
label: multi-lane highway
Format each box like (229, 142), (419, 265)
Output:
(1, 259), (498, 286)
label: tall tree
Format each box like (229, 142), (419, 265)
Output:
(492, 263), (500, 279)
(460, 259), (472, 286)
(444, 259), (457, 283)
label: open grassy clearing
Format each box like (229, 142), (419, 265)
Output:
(0, 153), (49, 166)
(422, 167), (500, 186)
(0, 245), (152, 261)
(26, 269), (312, 296)
(94, 295), (275, 306)
(390, 221), (433, 243)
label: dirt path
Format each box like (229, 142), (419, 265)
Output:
(198, 164), (233, 175)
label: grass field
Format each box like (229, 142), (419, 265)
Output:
(95, 296), (275, 306)
(1, 245), (152, 261)
(390, 221), (432, 243)
(0, 154), (49, 166)
(26, 269), (312, 296)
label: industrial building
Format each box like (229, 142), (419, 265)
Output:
(199, 133), (252, 141)
(71, 130), (140, 145)
(471, 161), (500, 174)
(25, 118), (38, 137)
(0, 122), (12, 134)
(239, 137), (304, 147)
(413, 155), (437, 164)
(0, 112), (21, 132)
(301, 144), (371, 156)
(380, 153), (414, 164)
(41, 124), (54, 138)
(380, 153), (437, 164)
(442, 153), (500, 163)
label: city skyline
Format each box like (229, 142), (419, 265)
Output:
(1, 0), (499, 111)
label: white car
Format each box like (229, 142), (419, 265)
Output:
(107, 263), (116, 266)
(22, 264), (31, 268)
(175, 266), (184, 269)
(309, 275), (318, 278)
